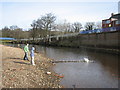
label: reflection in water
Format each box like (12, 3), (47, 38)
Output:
(4, 43), (118, 88)
(36, 46), (118, 88)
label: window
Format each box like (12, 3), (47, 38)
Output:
(103, 21), (106, 24)
(103, 20), (110, 24)
(106, 20), (110, 24)
(116, 20), (120, 24)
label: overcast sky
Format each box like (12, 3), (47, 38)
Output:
(0, 0), (119, 30)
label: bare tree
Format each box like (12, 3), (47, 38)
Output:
(2, 26), (28, 39)
(84, 22), (95, 30)
(62, 22), (71, 33)
(55, 21), (82, 33)
(10, 25), (19, 30)
(2, 26), (11, 37)
(72, 22), (82, 32)
(95, 22), (102, 29)
(30, 20), (39, 40)
(12, 29), (22, 39)
(53, 23), (65, 32)
(36, 19), (47, 38)
(37, 13), (56, 37)
(54, 20), (73, 34)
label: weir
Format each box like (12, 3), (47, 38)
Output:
(51, 60), (94, 63)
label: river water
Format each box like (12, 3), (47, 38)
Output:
(4, 43), (119, 88)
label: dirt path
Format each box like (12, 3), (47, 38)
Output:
(1, 44), (62, 88)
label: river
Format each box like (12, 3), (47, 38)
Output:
(4, 43), (118, 88)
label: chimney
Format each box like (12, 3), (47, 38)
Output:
(111, 13), (114, 16)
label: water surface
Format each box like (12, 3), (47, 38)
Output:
(4, 43), (118, 88)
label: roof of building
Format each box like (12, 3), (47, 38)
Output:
(110, 13), (120, 19)
(0, 37), (15, 40)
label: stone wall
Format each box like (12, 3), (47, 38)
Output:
(47, 31), (119, 49)
(13, 31), (120, 54)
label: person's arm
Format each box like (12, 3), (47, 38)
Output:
(26, 46), (29, 52)
(24, 46), (26, 52)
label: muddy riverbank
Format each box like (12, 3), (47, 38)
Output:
(1, 44), (63, 88)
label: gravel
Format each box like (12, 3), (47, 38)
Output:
(1, 45), (63, 88)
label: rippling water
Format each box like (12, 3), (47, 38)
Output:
(4, 43), (119, 88)
(34, 45), (118, 88)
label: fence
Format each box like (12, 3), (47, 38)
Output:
(80, 26), (120, 34)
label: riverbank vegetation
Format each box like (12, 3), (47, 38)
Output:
(0, 13), (102, 40)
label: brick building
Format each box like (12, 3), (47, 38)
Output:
(102, 13), (120, 28)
